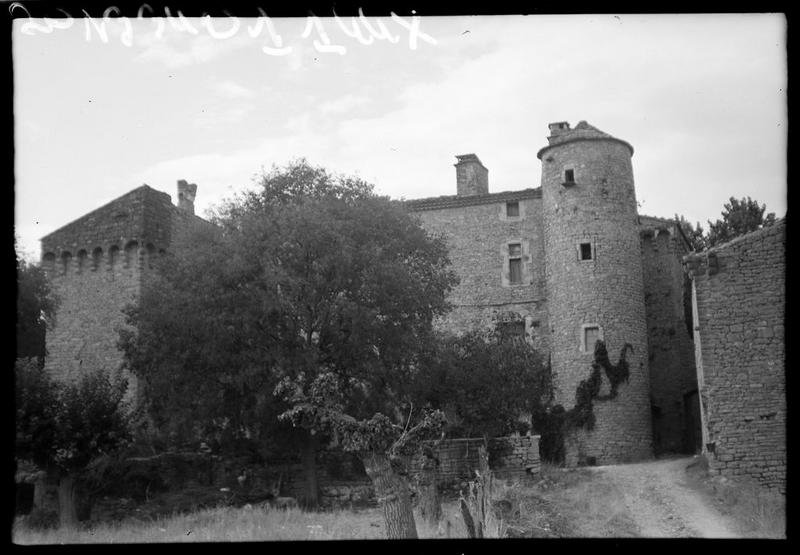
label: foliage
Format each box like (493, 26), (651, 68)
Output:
(706, 196), (776, 248)
(15, 360), (132, 475)
(121, 159), (456, 451)
(676, 197), (777, 252)
(412, 331), (552, 438)
(675, 214), (707, 252)
(16, 255), (58, 361)
(276, 372), (446, 457)
(533, 341), (631, 463)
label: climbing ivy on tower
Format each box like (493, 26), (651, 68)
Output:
(534, 340), (633, 463)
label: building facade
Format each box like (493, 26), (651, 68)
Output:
(40, 121), (703, 464)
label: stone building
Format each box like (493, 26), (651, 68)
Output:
(683, 219), (786, 491)
(39, 181), (213, 400)
(407, 121), (699, 464)
(39, 120), (704, 465)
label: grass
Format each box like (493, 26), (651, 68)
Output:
(511, 463), (638, 537)
(684, 456), (786, 539)
(12, 501), (479, 544)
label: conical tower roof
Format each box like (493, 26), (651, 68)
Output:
(537, 120), (634, 159)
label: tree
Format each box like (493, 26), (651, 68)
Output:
(121, 159), (458, 511)
(674, 214), (707, 252)
(411, 330), (552, 439)
(15, 361), (131, 527)
(706, 196), (776, 248)
(17, 255), (58, 362)
(276, 372), (446, 539)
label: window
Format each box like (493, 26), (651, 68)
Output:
(564, 169), (575, 183)
(497, 321), (525, 343)
(583, 325), (600, 352)
(508, 243), (522, 285)
(506, 201), (520, 217)
(580, 242), (593, 260)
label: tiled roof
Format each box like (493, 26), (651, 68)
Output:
(404, 188), (542, 211)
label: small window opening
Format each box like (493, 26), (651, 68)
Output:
(580, 242), (593, 260)
(506, 201), (520, 217)
(584, 326), (600, 352)
(564, 169), (575, 183)
(508, 243), (522, 285)
(497, 321), (525, 343)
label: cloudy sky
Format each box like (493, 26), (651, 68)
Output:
(13, 13), (787, 261)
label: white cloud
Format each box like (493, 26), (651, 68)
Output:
(212, 80), (256, 99)
(318, 94), (371, 115)
(133, 24), (255, 68)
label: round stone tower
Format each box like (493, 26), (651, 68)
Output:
(538, 120), (652, 465)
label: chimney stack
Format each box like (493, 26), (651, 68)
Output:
(548, 121), (571, 137)
(177, 180), (197, 215)
(454, 154), (489, 196)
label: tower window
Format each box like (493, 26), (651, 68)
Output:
(564, 169), (575, 183)
(580, 242), (593, 260)
(506, 201), (520, 217)
(581, 324), (603, 353)
(508, 243), (522, 285)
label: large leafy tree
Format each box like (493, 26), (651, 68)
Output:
(410, 330), (552, 439)
(121, 159), (458, 516)
(705, 196), (776, 248)
(16, 254), (58, 362)
(15, 360), (131, 527)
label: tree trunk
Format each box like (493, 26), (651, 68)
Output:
(57, 473), (78, 529)
(360, 451), (418, 539)
(301, 430), (319, 509)
(32, 472), (48, 510)
(416, 445), (441, 526)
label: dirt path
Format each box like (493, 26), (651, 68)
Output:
(588, 456), (738, 538)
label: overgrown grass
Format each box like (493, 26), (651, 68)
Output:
(521, 463), (638, 537)
(684, 456), (785, 539)
(13, 501), (476, 543)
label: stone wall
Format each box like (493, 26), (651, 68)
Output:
(40, 185), (213, 400)
(640, 220), (701, 454)
(539, 127), (652, 464)
(408, 191), (549, 351)
(683, 219), (785, 492)
(410, 435), (541, 485)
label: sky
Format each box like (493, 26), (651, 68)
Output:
(13, 12), (787, 261)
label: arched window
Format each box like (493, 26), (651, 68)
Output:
(92, 247), (103, 271)
(42, 252), (56, 274)
(61, 251), (72, 275)
(109, 245), (120, 268)
(124, 241), (139, 268)
(77, 250), (88, 273)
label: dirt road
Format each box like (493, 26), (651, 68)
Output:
(588, 456), (738, 538)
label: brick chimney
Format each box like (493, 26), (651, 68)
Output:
(177, 180), (197, 215)
(454, 154), (489, 196)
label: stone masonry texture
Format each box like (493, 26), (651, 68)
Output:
(405, 121), (707, 465)
(640, 217), (701, 454)
(683, 219), (786, 492)
(40, 185), (214, 402)
(42, 120), (763, 475)
(538, 123), (652, 464)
